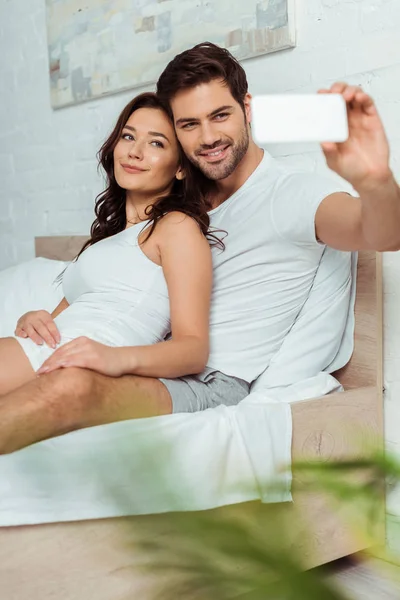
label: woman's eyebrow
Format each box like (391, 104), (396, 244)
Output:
(123, 125), (169, 142)
(148, 130), (169, 142)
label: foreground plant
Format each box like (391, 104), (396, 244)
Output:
(118, 450), (400, 600)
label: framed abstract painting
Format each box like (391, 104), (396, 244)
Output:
(46, 0), (296, 108)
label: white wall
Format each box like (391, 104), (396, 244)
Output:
(1, 0), (400, 514)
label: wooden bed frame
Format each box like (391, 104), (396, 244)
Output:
(0, 238), (384, 599)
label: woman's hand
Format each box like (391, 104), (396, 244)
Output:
(36, 337), (132, 377)
(15, 310), (61, 349)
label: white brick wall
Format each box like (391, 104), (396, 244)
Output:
(1, 0), (400, 513)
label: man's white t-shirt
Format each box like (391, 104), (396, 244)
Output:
(207, 152), (346, 383)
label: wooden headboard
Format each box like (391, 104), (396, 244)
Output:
(35, 236), (86, 262)
(35, 237), (382, 393)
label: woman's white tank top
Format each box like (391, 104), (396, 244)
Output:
(58, 221), (170, 347)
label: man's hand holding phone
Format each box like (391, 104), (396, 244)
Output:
(251, 82), (391, 190)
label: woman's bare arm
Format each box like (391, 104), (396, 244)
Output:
(122, 212), (212, 378)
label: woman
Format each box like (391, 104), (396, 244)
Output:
(0, 93), (215, 397)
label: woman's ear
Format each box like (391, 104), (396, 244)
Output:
(176, 166), (186, 181)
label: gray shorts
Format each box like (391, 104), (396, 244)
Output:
(159, 367), (250, 413)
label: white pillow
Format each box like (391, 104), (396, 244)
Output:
(251, 247), (355, 393)
(0, 258), (68, 338)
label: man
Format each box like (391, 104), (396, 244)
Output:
(0, 42), (399, 454)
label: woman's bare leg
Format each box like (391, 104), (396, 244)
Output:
(0, 338), (36, 396)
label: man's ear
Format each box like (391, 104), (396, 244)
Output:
(244, 93), (252, 125)
(176, 166), (186, 181)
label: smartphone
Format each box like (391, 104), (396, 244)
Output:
(251, 93), (349, 144)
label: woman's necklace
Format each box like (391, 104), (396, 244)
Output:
(126, 203), (143, 226)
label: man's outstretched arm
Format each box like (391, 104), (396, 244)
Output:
(315, 82), (400, 252)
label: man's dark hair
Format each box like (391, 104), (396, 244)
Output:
(157, 42), (248, 111)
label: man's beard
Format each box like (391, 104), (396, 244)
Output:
(189, 125), (250, 181)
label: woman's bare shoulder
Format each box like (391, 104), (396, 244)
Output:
(157, 211), (201, 232)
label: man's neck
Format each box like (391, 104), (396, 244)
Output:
(210, 142), (264, 209)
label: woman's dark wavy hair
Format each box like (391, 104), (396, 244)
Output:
(77, 92), (221, 258)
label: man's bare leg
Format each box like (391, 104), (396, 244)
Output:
(0, 338), (36, 396)
(0, 367), (172, 454)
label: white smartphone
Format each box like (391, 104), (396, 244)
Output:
(251, 93), (349, 144)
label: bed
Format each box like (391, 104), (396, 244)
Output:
(0, 237), (384, 599)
